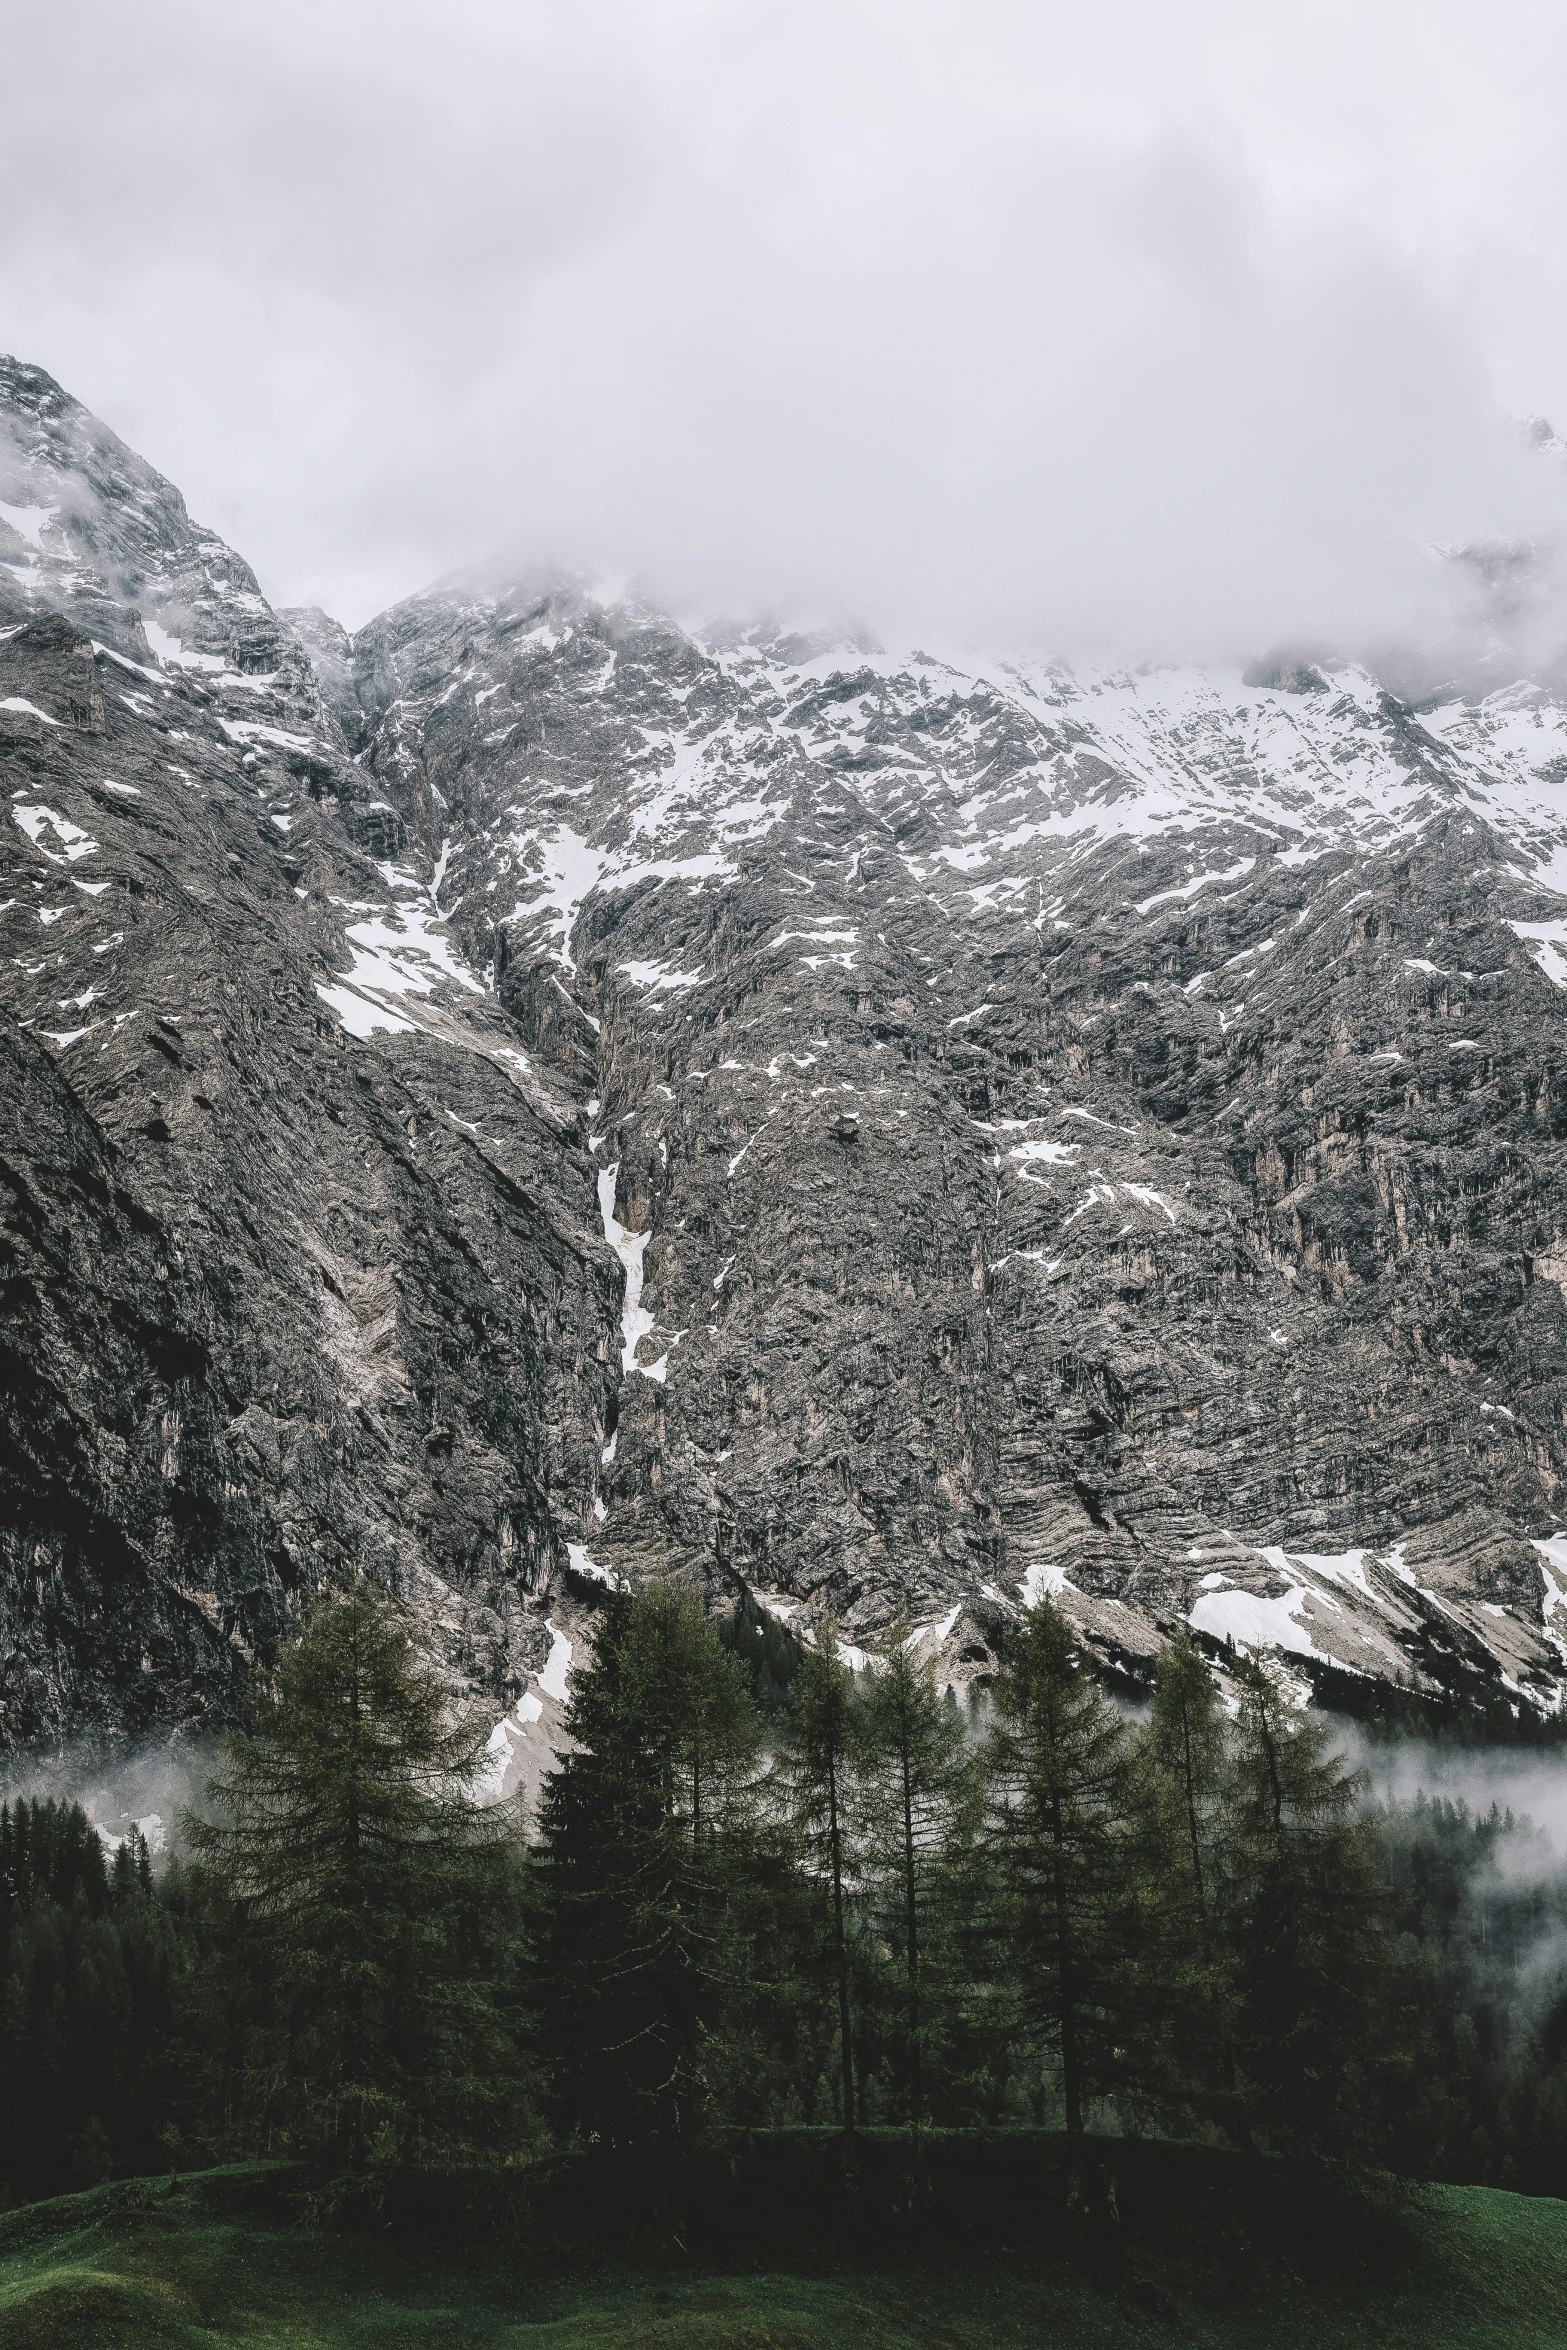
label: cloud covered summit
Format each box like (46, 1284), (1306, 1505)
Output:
(7, 0), (1567, 657)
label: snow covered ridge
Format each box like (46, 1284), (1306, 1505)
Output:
(364, 580), (1567, 975)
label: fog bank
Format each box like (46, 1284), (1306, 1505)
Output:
(1341, 1728), (1567, 1862)
(4, 2), (1567, 653)
(1, 1739), (218, 1858)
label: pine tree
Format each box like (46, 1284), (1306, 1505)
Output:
(0, 1796), (110, 1923)
(534, 1579), (763, 2148)
(854, 1617), (972, 2139)
(777, 1621), (863, 2145)
(0, 1802), (195, 2200)
(185, 1580), (525, 2168)
(1222, 1651), (1388, 2162)
(985, 1600), (1147, 2135)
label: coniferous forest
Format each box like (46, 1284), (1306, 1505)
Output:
(5, 1581), (1567, 2216)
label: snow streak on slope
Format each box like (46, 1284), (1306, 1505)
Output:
(596, 1162), (660, 1380)
(314, 868), (487, 1038)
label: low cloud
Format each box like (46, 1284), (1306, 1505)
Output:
(4, 1), (1567, 657)
(2, 1736), (219, 1858)
(1342, 1727), (1567, 1873)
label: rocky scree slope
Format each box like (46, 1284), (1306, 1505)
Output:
(9, 357), (1567, 1753)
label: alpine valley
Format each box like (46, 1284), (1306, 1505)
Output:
(9, 353), (1567, 1772)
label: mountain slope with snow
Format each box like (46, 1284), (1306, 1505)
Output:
(0, 371), (613, 1748)
(347, 574), (1567, 1724)
(8, 360), (1567, 1748)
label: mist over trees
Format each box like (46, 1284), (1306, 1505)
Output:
(6, 1582), (1567, 2208)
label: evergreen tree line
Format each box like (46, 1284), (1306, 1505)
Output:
(6, 1580), (1567, 2205)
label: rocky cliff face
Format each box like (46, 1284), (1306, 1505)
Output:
(8, 358), (1567, 1754)
(0, 364), (614, 1751)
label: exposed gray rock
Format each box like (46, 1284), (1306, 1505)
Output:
(347, 575), (1567, 1728)
(9, 360), (1567, 1756)
(1, 376), (615, 1750)
(277, 606), (361, 746)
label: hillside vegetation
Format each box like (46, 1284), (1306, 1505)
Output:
(2, 2149), (1567, 2350)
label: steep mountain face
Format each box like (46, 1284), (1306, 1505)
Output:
(1, 364), (613, 1750)
(8, 357), (1567, 1756)
(347, 580), (1567, 1725)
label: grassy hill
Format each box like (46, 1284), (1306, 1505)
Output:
(2, 2143), (1566, 2348)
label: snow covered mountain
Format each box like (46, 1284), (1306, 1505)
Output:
(8, 357), (1567, 1756)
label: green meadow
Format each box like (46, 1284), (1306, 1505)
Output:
(3, 2145), (1567, 2350)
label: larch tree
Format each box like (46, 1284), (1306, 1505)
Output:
(185, 1580), (525, 2168)
(777, 1620), (863, 2147)
(986, 1600), (1148, 2136)
(854, 1617), (973, 2140)
(1223, 1650), (1389, 2162)
(1144, 1630), (1247, 2137)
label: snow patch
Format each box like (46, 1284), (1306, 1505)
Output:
(567, 1542), (619, 1589)
(1121, 1182), (1177, 1224)
(1008, 1137), (1079, 1165)
(143, 617), (227, 673)
(0, 501), (55, 551)
(1019, 1562), (1075, 1606)
(618, 958), (703, 993)
(11, 804), (97, 862)
(537, 1624), (574, 1703)
(1189, 1584), (1316, 1656)
(1511, 918), (1567, 990)
(314, 984), (415, 1039)
(510, 825), (731, 970)
(1135, 859), (1254, 916)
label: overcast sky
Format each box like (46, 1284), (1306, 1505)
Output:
(6, 0), (1567, 655)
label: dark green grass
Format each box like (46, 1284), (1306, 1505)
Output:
(2, 2149), (1566, 2348)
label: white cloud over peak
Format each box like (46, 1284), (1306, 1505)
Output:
(5, 0), (1567, 656)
